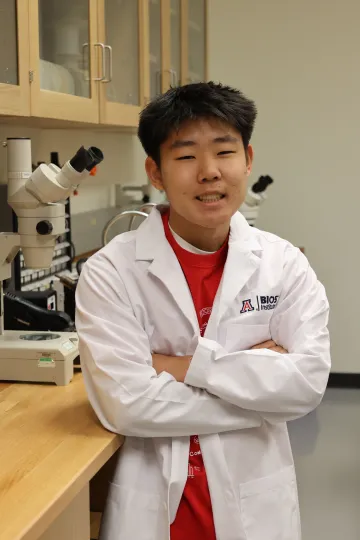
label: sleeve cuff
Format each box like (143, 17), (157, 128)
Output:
(185, 337), (222, 389)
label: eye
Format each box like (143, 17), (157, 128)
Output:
(176, 155), (195, 160)
(218, 150), (236, 155)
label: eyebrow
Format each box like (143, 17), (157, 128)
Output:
(213, 135), (239, 144)
(170, 139), (196, 149)
(170, 134), (239, 150)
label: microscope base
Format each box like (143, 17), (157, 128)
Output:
(0, 331), (78, 385)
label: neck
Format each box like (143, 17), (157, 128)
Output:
(168, 209), (230, 252)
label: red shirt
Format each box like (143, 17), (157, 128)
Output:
(162, 212), (228, 540)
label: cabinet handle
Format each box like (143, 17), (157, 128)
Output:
(162, 69), (178, 88)
(82, 43), (90, 81)
(102, 45), (113, 83)
(93, 43), (106, 81)
(169, 69), (178, 87)
(156, 70), (162, 94)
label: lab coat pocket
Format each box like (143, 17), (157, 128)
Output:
(226, 323), (271, 352)
(239, 465), (301, 540)
(99, 483), (168, 540)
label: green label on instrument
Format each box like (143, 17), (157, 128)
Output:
(38, 357), (55, 368)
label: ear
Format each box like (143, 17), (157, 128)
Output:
(245, 145), (254, 175)
(145, 157), (164, 191)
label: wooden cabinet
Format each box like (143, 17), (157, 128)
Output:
(30, 0), (148, 126)
(149, 0), (208, 97)
(185, 0), (207, 83)
(29, 0), (99, 123)
(0, 0), (31, 116)
(147, 0), (185, 96)
(97, 0), (149, 126)
(170, 0), (182, 86)
(0, 0), (208, 127)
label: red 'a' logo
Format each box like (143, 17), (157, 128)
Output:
(240, 299), (255, 314)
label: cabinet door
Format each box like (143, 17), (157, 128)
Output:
(149, 0), (164, 97)
(29, 0), (99, 123)
(169, 0), (181, 87)
(185, 0), (207, 83)
(0, 0), (30, 116)
(97, 0), (147, 127)
(151, 0), (181, 94)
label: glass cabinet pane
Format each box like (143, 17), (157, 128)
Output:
(149, 0), (162, 98)
(38, 0), (90, 97)
(170, 0), (181, 86)
(188, 0), (206, 83)
(104, 0), (139, 106)
(0, 0), (18, 85)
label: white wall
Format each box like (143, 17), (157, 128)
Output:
(208, 0), (360, 373)
(0, 124), (147, 214)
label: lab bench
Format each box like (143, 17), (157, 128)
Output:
(0, 372), (123, 540)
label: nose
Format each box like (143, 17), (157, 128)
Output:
(197, 155), (221, 183)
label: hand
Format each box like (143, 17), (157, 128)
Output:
(152, 353), (192, 383)
(251, 340), (288, 354)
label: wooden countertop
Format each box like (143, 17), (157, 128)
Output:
(0, 373), (123, 540)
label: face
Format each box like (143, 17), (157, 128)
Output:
(145, 118), (253, 242)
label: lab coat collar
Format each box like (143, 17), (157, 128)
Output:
(135, 205), (263, 331)
(136, 205), (199, 330)
(135, 204), (263, 261)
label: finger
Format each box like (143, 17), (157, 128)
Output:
(269, 346), (288, 354)
(251, 340), (276, 349)
(251, 340), (276, 350)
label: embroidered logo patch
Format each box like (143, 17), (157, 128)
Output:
(240, 295), (280, 313)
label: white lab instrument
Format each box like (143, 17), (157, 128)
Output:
(239, 175), (274, 225)
(0, 331), (78, 385)
(0, 138), (103, 385)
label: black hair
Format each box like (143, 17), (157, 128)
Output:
(137, 81), (257, 167)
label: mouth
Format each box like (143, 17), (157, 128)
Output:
(195, 193), (226, 203)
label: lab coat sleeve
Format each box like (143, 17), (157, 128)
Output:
(75, 254), (263, 438)
(185, 247), (331, 423)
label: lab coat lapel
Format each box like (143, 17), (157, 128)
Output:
(210, 213), (263, 328)
(148, 244), (199, 330)
(136, 207), (199, 332)
(215, 247), (261, 324)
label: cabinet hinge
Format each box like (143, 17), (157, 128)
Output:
(29, 70), (34, 83)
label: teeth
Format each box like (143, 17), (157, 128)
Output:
(198, 194), (223, 202)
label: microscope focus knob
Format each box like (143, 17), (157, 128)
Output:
(36, 220), (53, 235)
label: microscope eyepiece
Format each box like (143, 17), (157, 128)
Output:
(86, 146), (104, 171)
(70, 146), (104, 173)
(252, 175), (274, 194)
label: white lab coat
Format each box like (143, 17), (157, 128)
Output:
(76, 206), (330, 540)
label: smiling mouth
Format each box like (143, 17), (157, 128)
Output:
(196, 194), (225, 203)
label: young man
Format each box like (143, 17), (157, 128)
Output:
(76, 82), (330, 540)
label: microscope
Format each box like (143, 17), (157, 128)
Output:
(0, 138), (103, 385)
(239, 175), (274, 226)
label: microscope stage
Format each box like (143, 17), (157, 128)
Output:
(0, 331), (78, 385)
